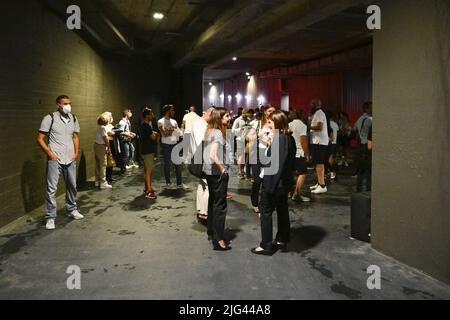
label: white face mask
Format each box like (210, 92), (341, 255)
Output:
(62, 104), (72, 114)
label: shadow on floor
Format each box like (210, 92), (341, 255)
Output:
(122, 195), (156, 211)
(289, 225), (328, 253)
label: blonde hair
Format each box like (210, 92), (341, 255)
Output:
(102, 112), (113, 124)
(97, 114), (109, 126)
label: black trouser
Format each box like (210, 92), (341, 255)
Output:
(259, 184), (290, 251)
(354, 144), (367, 175)
(161, 143), (182, 185)
(206, 174), (229, 241)
(357, 154), (372, 192)
(251, 164), (262, 207)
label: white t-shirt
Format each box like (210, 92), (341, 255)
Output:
(158, 117), (180, 145)
(355, 113), (372, 144)
(183, 112), (200, 134)
(289, 119), (307, 158)
(105, 124), (114, 141)
(232, 116), (249, 142)
(191, 117), (208, 155)
(330, 121), (339, 145)
(95, 126), (107, 145)
(310, 109), (329, 146)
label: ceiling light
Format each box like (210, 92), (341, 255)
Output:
(232, 57), (237, 61)
(209, 82), (213, 86)
(153, 12), (164, 20)
(245, 72), (250, 76)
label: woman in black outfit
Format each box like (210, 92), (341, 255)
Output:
(203, 107), (232, 251)
(246, 107), (276, 216)
(251, 110), (296, 255)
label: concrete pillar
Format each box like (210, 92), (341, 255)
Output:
(182, 65), (204, 115)
(372, 0), (450, 284)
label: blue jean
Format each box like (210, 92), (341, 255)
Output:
(45, 160), (78, 219)
(120, 140), (131, 170)
(161, 143), (182, 185)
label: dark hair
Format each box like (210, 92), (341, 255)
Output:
(363, 101), (372, 112)
(122, 109), (131, 117)
(268, 110), (290, 134)
(142, 107), (153, 118)
(163, 104), (174, 115)
(295, 109), (305, 120)
(56, 95), (70, 104)
(208, 107), (229, 138)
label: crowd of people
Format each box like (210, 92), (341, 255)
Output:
(37, 94), (373, 255)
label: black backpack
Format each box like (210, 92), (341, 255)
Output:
(47, 112), (77, 143)
(188, 141), (205, 179)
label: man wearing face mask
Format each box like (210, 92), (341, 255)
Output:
(37, 95), (83, 230)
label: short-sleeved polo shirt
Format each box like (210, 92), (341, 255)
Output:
(39, 111), (80, 165)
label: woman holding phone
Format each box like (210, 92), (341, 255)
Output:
(251, 110), (296, 255)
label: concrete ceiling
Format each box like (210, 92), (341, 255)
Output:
(42, 0), (374, 80)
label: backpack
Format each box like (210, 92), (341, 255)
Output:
(47, 112), (77, 143)
(188, 141), (205, 179)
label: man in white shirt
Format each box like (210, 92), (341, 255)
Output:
(181, 106), (200, 163)
(231, 108), (251, 177)
(158, 105), (185, 188)
(309, 99), (329, 194)
(289, 109), (311, 202)
(182, 106), (200, 134)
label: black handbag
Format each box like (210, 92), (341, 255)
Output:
(189, 142), (205, 179)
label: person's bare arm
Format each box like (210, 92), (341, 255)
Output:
(300, 135), (310, 159)
(310, 122), (323, 131)
(368, 140), (373, 151)
(37, 132), (59, 161)
(72, 133), (79, 161)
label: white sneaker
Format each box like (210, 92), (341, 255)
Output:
(126, 165), (134, 170)
(100, 183), (113, 190)
(177, 183), (189, 190)
(309, 183), (319, 190)
(69, 210), (84, 220)
(311, 185), (327, 194)
(95, 181), (100, 187)
(132, 164), (140, 169)
(46, 219), (55, 230)
(300, 195), (311, 202)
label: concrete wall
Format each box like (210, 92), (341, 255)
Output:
(0, 1), (170, 227)
(372, 0), (450, 284)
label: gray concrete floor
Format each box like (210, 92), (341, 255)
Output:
(0, 162), (449, 300)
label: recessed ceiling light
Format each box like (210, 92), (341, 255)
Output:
(209, 82), (213, 86)
(153, 12), (164, 20)
(232, 57), (237, 61)
(245, 72), (250, 76)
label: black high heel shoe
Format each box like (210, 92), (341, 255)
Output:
(212, 240), (232, 251)
(251, 247), (275, 256)
(273, 241), (288, 252)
